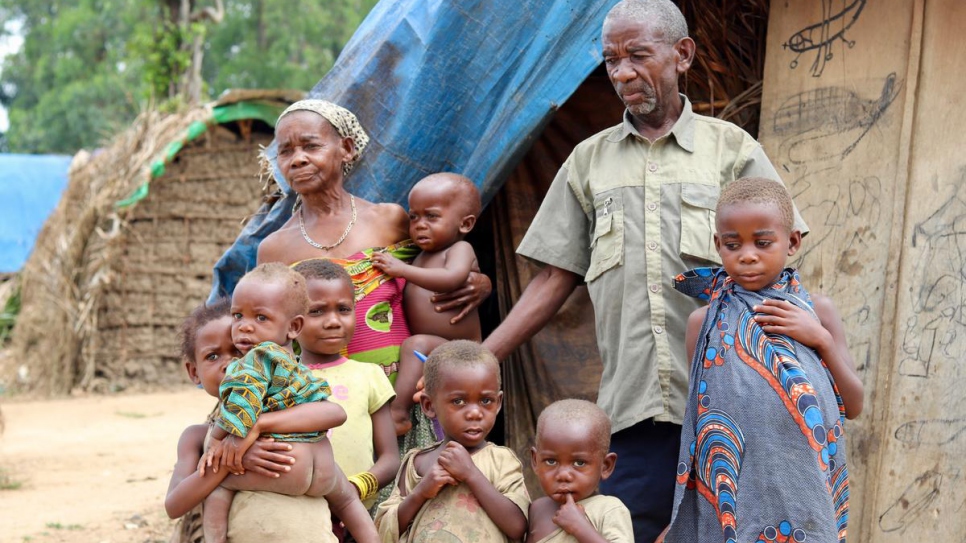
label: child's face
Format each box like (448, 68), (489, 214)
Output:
(299, 278), (356, 356)
(230, 278), (302, 354)
(531, 422), (616, 504)
(186, 316), (239, 398)
(422, 362), (502, 452)
(407, 182), (474, 252)
(714, 202), (802, 291)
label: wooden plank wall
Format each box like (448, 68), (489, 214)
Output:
(760, 1), (965, 540)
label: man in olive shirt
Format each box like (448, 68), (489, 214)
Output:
(482, 1), (807, 541)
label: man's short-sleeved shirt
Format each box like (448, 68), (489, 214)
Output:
(517, 96), (807, 432)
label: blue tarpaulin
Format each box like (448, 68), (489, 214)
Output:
(211, 0), (619, 300)
(0, 154), (72, 272)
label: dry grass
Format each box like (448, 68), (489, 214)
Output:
(680, 0), (770, 135)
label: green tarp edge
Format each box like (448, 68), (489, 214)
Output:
(114, 100), (287, 209)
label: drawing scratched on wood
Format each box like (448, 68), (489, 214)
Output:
(895, 418), (966, 446)
(878, 469), (944, 533)
(898, 175), (966, 379)
(773, 73), (900, 165)
(783, 0), (867, 77)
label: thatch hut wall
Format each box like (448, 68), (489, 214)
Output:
(92, 124), (274, 389)
(6, 92), (298, 395)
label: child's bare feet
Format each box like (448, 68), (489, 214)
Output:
(391, 404), (413, 436)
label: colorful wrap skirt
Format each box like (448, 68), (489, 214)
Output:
(666, 268), (849, 543)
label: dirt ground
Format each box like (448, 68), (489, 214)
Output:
(0, 386), (215, 543)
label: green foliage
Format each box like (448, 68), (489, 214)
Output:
(0, 0), (379, 154)
(0, 278), (21, 345)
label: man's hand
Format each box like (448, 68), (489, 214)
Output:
(753, 299), (831, 351)
(240, 437), (296, 478)
(430, 271), (491, 324)
(553, 493), (592, 535)
(436, 441), (479, 483)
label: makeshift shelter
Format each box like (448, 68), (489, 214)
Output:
(0, 154), (72, 273)
(7, 90), (302, 394)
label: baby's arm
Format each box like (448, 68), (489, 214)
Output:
(437, 442), (527, 540)
(753, 296), (864, 418)
(372, 241), (476, 292)
(256, 400), (347, 435)
(166, 424), (231, 519)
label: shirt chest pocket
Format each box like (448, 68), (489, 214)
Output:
(679, 183), (722, 265)
(586, 190), (624, 282)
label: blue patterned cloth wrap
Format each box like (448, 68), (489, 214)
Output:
(665, 267), (849, 543)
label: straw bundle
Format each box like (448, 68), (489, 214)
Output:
(679, 0), (770, 135)
(6, 94), (283, 395)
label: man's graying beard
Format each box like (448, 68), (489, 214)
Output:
(616, 82), (657, 116)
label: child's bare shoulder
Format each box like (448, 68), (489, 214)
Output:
(177, 424), (209, 456)
(447, 240), (477, 257)
(808, 292), (844, 324)
(688, 305), (710, 325)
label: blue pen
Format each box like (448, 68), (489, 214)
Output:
(414, 350), (428, 363)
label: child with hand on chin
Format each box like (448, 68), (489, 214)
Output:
(663, 177), (863, 543)
(374, 340), (530, 542)
(165, 295), (377, 543)
(371, 173), (483, 437)
(528, 399), (632, 543)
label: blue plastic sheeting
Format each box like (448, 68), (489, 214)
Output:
(0, 154), (72, 272)
(210, 0), (619, 300)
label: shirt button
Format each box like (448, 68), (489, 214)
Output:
(648, 162), (658, 172)
(647, 202), (658, 211)
(654, 325), (664, 334)
(647, 241), (658, 251)
(649, 284), (660, 293)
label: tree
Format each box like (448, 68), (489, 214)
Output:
(0, 0), (150, 154)
(0, 0), (378, 154)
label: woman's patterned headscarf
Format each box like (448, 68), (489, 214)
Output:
(278, 99), (370, 176)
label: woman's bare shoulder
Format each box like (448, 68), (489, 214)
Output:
(357, 200), (409, 237)
(257, 221), (299, 264)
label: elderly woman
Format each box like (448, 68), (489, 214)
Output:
(256, 100), (489, 447)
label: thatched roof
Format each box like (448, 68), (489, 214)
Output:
(4, 90), (302, 396)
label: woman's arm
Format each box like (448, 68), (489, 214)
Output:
(430, 269), (493, 324)
(165, 424), (230, 518)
